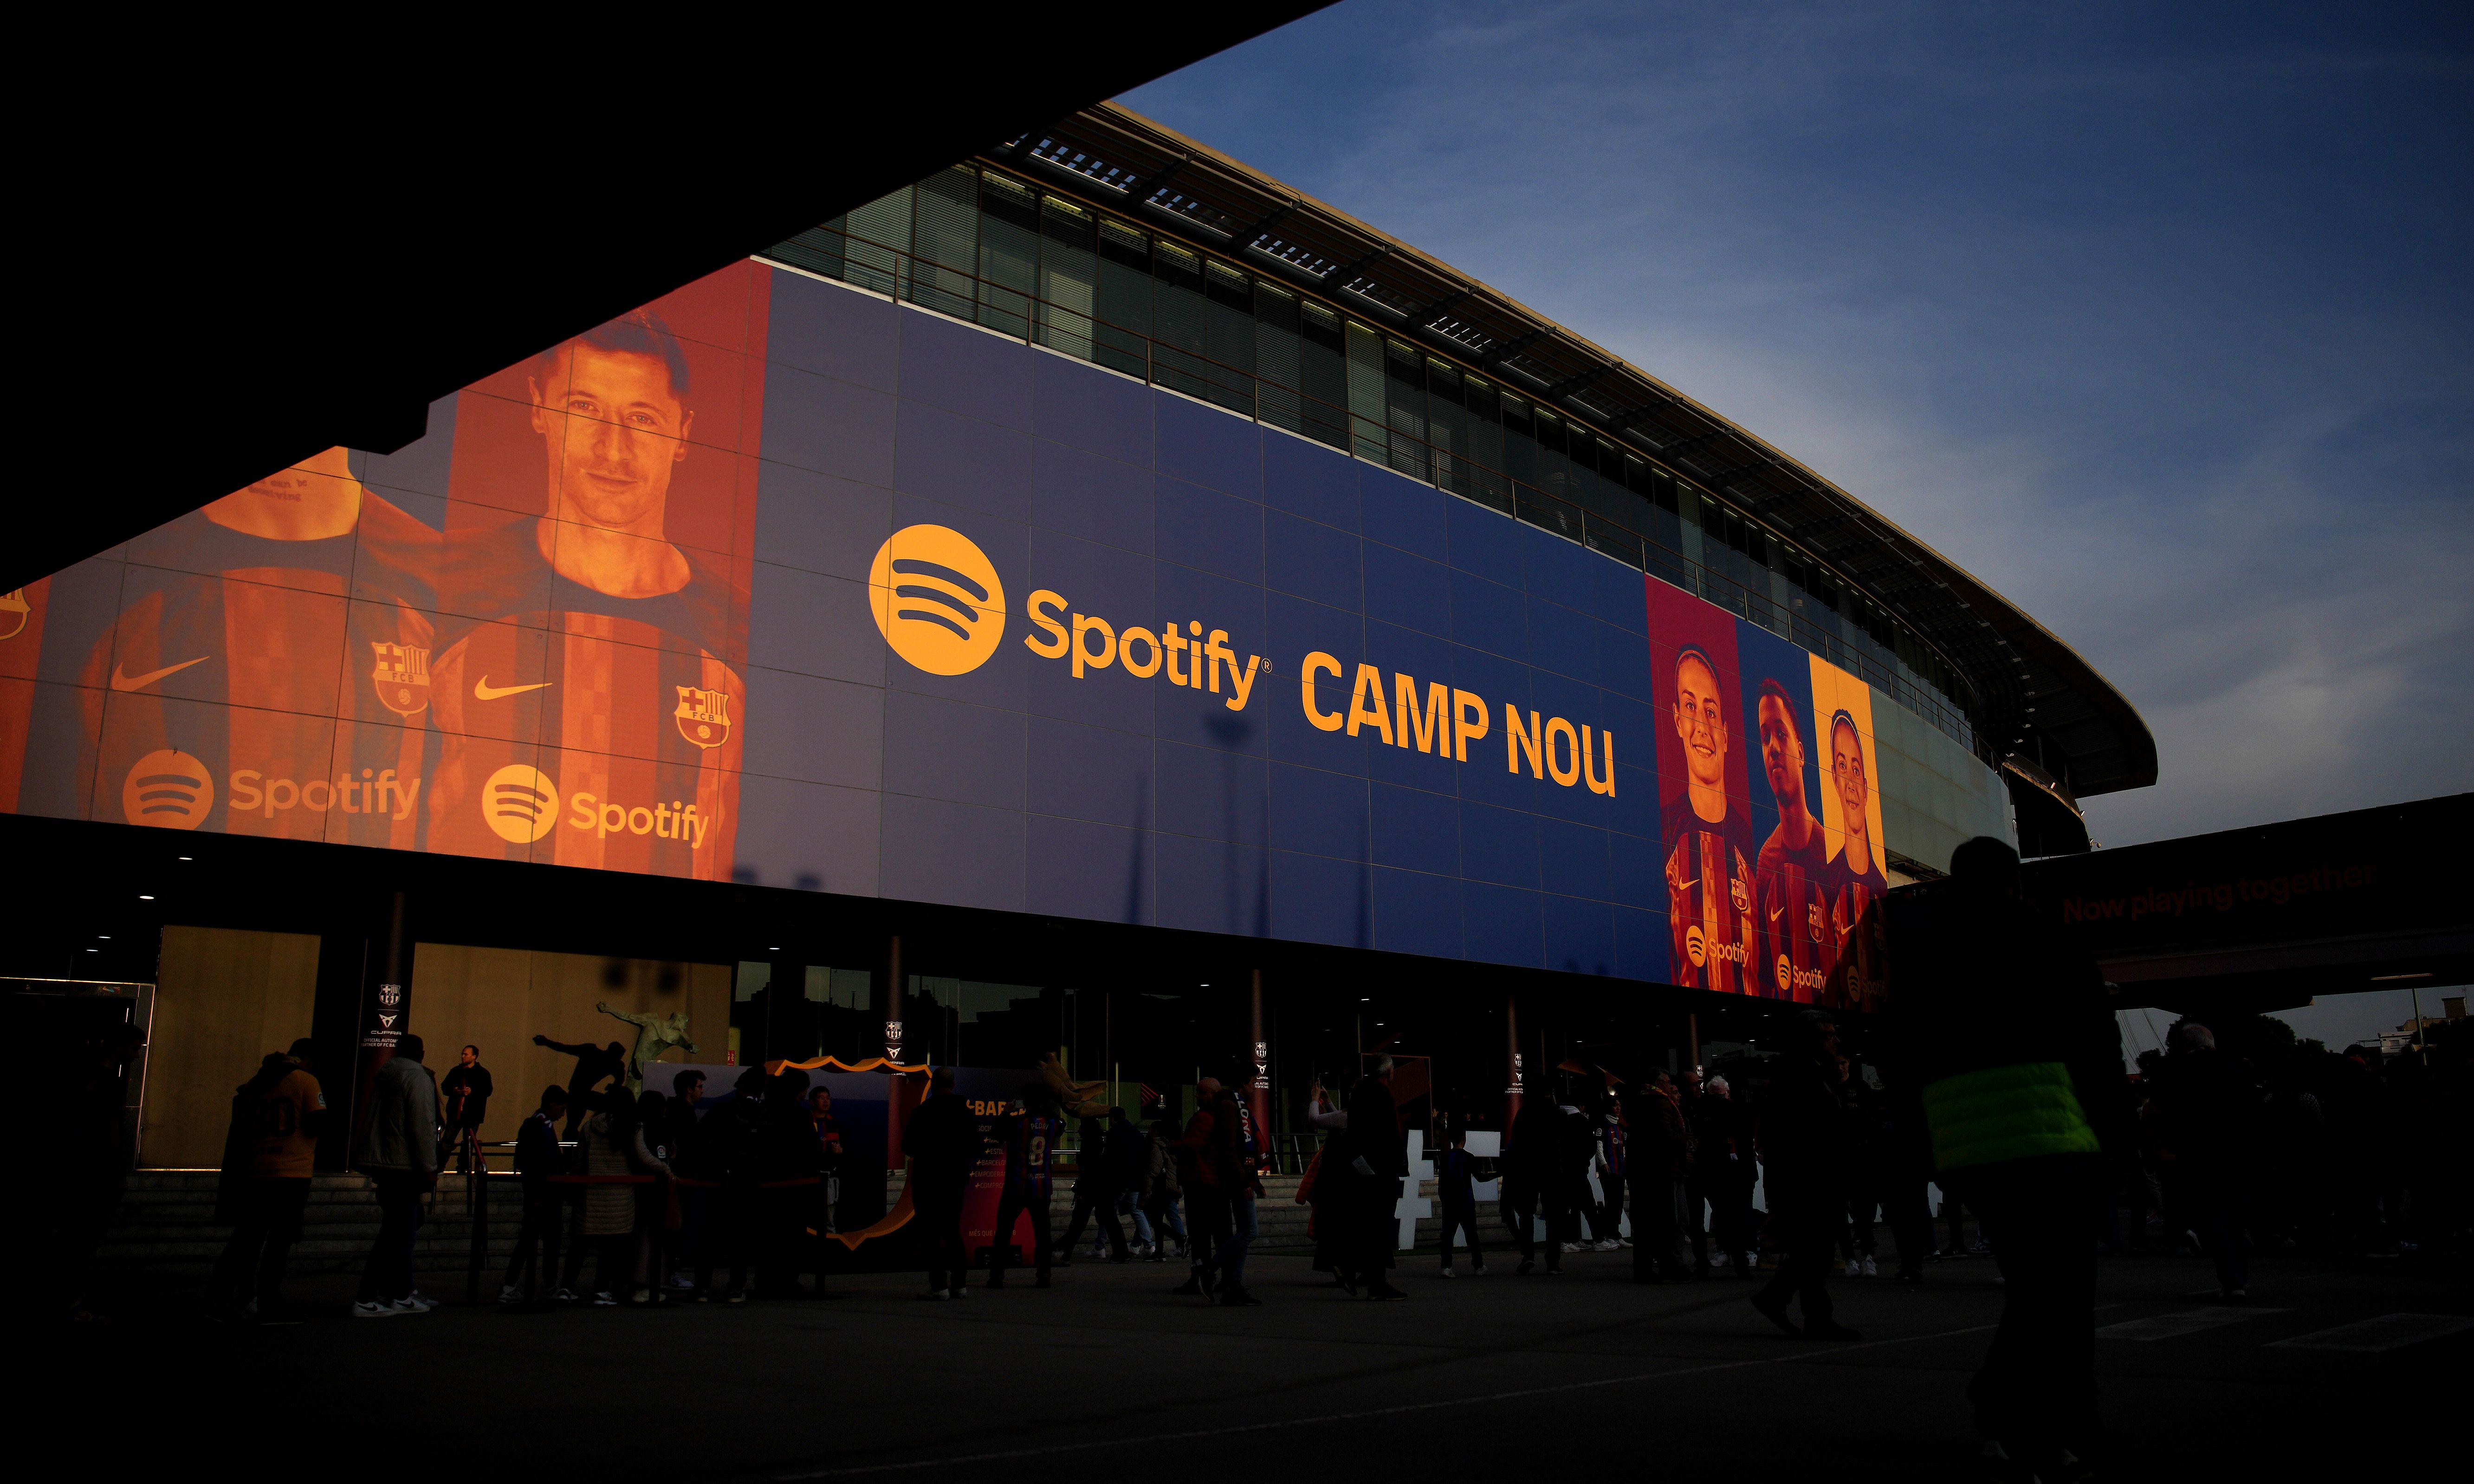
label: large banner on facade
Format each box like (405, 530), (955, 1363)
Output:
(0, 261), (1932, 1003)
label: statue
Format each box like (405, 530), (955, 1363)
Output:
(1034, 1051), (1112, 1119)
(598, 1002), (698, 1092)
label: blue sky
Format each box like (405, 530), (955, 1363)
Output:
(1126, 3), (2473, 865)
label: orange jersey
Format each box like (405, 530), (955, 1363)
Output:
(1664, 803), (1757, 995)
(426, 516), (744, 880)
(76, 501), (437, 846)
(1755, 828), (1835, 1003)
(1826, 851), (1892, 1013)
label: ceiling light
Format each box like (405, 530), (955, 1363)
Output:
(138, 895), (154, 901)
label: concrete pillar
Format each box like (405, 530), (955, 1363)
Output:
(1247, 968), (1272, 1158)
(350, 890), (408, 1160)
(1503, 992), (1524, 1131)
(878, 933), (905, 1064)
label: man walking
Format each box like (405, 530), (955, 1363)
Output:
(1058, 1113), (1131, 1264)
(1696, 1075), (1755, 1274)
(1209, 1084), (1264, 1305)
(1504, 1093), (1564, 1274)
(1885, 836), (2134, 1476)
(1626, 1072), (1694, 1283)
(353, 1033), (440, 1318)
(214, 1038), (326, 1323)
(902, 1068), (980, 1300)
(987, 1085), (1060, 1289)
(499, 1085), (569, 1304)
(1749, 1014), (1860, 1341)
(1344, 1060), (1409, 1301)
(2148, 1022), (2255, 1299)
(1171, 1078), (1232, 1297)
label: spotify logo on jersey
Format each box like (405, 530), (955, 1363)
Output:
(123, 749), (214, 828)
(483, 764), (560, 844)
(868, 525), (1006, 676)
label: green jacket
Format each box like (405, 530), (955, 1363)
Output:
(1881, 884), (2130, 1175)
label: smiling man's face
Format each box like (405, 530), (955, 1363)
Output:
(531, 343), (693, 534)
(1675, 652), (1728, 790)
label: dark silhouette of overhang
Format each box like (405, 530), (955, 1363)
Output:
(16, 11), (1332, 594)
(2022, 794), (2471, 1015)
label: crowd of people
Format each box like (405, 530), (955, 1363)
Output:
(190, 998), (2473, 1333)
(104, 835), (2473, 1479)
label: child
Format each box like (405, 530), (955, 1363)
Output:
(1438, 1121), (1488, 1278)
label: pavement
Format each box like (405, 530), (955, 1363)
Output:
(43, 1245), (2470, 1480)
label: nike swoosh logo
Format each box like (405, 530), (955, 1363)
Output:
(1768, 906), (1784, 921)
(474, 677), (553, 701)
(110, 656), (210, 692)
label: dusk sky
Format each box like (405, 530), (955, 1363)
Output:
(1128, 2), (2471, 1045)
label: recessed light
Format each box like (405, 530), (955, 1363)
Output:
(138, 895), (154, 901)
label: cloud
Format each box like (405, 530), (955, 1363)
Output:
(1129, 1), (2474, 845)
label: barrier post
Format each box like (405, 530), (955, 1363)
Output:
(465, 1129), (487, 1305)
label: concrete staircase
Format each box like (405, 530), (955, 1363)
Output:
(102, 1171), (525, 1283)
(100, 1170), (1503, 1282)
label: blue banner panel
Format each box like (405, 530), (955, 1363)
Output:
(0, 265), (1945, 994)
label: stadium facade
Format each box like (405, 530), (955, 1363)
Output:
(1, 104), (2151, 1181)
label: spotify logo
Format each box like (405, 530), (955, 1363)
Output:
(868, 524), (1006, 676)
(123, 749), (213, 828)
(1684, 923), (1708, 970)
(483, 763), (559, 844)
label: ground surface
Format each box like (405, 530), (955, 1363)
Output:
(47, 1245), (2469, 1480)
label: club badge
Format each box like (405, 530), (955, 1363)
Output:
(675, 685), (733, 749)
(371, 641), (431, 716)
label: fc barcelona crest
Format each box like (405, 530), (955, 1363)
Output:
(370, 641), (431, 716)
(1729, 872), (1750, 915)
(675, 685), (733, 749)
(1808, 900), (1825, 944)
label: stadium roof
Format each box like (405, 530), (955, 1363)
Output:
(994, 103), (2155, 801)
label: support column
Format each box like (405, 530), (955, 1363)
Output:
(1247, 969), (1272, 1165)
(1503, 992), (1524, 1132)
(878, 933), (905, 1065)
(350, 890), (409, 1160)
(1687, 1012), (1701, 1073)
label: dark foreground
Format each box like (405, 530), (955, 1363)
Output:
(45, 1247), (2469, 1480)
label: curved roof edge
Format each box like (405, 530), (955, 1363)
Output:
(996, 103), (2154, 797)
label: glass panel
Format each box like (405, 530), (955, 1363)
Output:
(912, 166), (979, 321)
(1152, 241), (1211, 401)
(1254, 280), (1306, 437)
(1204, 259), (1257, 415)
(1344, 321), (1387, 464)
(842, 187), (913, 298)
(1094, 218), (1153, 379)
(976, 173), (1037, 338)
(1038, 196), (1098, 361)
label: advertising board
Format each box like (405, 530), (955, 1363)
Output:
(0, 261), (1923, 1002)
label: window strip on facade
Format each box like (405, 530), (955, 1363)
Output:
(762, 167), (1988, 760)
